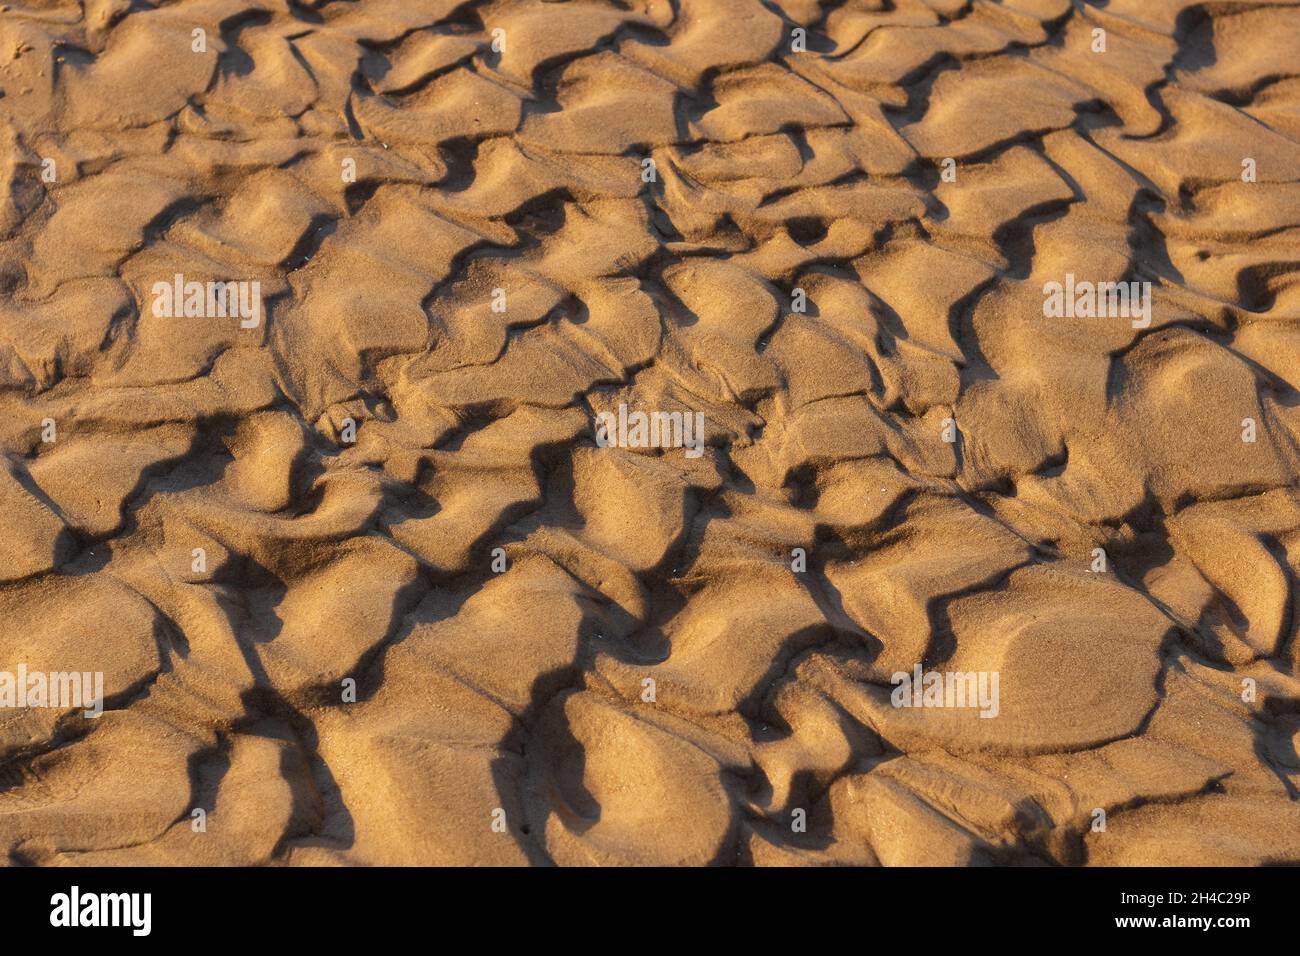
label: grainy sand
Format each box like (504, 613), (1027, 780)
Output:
(0, 0), (1298, 866)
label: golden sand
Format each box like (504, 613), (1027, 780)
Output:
(0, 0), (1298, 865)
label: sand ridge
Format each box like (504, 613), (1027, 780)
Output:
(0, 0), (1298, 865)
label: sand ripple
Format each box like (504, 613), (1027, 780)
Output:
(0, 0), (1298, 865)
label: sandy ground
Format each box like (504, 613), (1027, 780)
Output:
(0, 0), (1298, 866)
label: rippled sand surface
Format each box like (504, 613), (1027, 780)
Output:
(0, 0), (1298, 865)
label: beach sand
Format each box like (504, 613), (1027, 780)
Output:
(0, 0), (1298, 865)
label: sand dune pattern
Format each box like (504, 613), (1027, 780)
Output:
(1, 0), (1299, 865)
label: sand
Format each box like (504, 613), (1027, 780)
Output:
(0, 0), (1298, 866)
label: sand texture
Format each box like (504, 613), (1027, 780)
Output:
(1, 0), (1299, 866)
